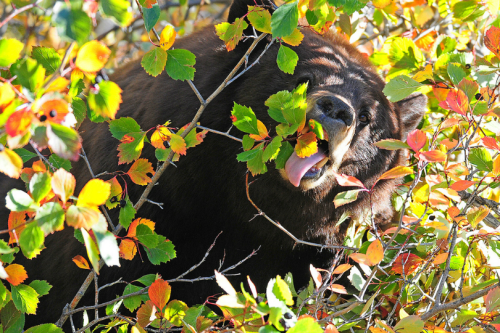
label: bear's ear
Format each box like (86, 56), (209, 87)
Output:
(396, 92), (427, 140)
(228, 0), (275, 24)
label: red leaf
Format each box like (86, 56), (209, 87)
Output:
(8, 211), (26, 245)
(433, 86), (449, 102)
(5, 264), (28, 286)
(418, 150), (447, 163)
(406, 129), (427, 152)
(439, 89), (468, 116)
(6, 109), (32, 137)
(334, 173), (365, 188)
(485, 26), (500, 59)
(148, 279), (171, 311)
(127, 158), (155, 185)
(482, 137), (500, 151)
(449, 180), (475, 191)
(441, 118), (459, 129)
(392, 253), (423, 275)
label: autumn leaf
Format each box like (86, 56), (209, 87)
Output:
(51, 168), (75, 203)
(325, 324), (340, 333)
(248, 120), (269, 140)
(127, 159), (154, 185)
(8, 211), (26, 245)
(169, 134), (187, 155)
(72, 255), (90, 270)
(6, 109), (32, 137)
(88, 81), (123, 119)
(295, 132), (318, 158)
(247, 6), (272, 33)
(433, 253), (448, 265)
(215, 18), (248, 51)
(373, 0), (392, 8)
(282, 28), (304, 46)
(467, 206), (490, 228)
(366, 240), (384, 266)
(329, 284), (347, 294)
(439, 89), (468, 116)
(148, 279), (171, 311)
(35, 98), (70, 124)
(215, 270), (236, 296)
(485, 26), (500, 59)
(494, 155), (500, 176)
(151, 126), (172, 149)
(160, 25), (176, 50)
(334, 173), (365, 188)
(0, 148), (23, 179)
(378, 166), (413, 181)
(310, 264), (322, 289)
(482, 137), (500, 151)
(127, 218), (156, 238)
(77, 179), (111, 209)
(119, 238), (137, 260)
(75, 41), (111, 72)
(406, 129), (426, 152)
(66, 205), (101, 229)
(449, 180), (475, 191)
(5, 264), (28, 286)
(392, 253), (423, 275)
(332, 264), (352, 274)
(118, 132), (147, 164)
(418, 150), (447, 163)
(137, 300), (156, 328)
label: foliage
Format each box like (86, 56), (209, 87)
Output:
(1, 0), (500, 332)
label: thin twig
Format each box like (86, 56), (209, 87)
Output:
(0, 0), (43, 28)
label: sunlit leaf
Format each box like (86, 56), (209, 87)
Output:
(271, 1), (299, 38)
(77, 179), (111, 208)
(449, 180), (475, 191)
(418, 150), (447, 163)
(72, 255), (90, 270)
(75, 41), (111, 73)
(117, 132), (147, 164)
(0, 38), (24, 67)
(160, 25), (176, 50)
(374, 139), (410, 150)
(485, 26), (500, 59)
(295, 132), (318, 158)
(215, 18), (248, 51)
(277, 45), (299, 74)
(215, 270), (236, 296)
(467, 206), (490, 228)
(6, 109), (32, 137)
(148, 278), (171, 311)
(87, 81), (123, 119)
(5, 264), (28, 286)
(383, 75), (423, 102)
(334, 189), (362, 208)
(334, 173), (365, 188)
(51, 168), (75, 203)
(249, 120), (269, 140)
(127, 159), (154, 185)
(81, 228), (100, 274)
(0, 148), (23, 179)
(247, 6), (272, 33)
(141, 47), (167, 77)
(333, 264), (352, 274)
(137, 300), (156, 327)
(393, 315), (424, 333)
(406, 129), (426, 152)
(433, 253), (448, 265)
(392, 253), (423, 275)
(378, 166), (413, 181)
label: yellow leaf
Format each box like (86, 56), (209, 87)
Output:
(169, 133), (187, 155)
(45, 77), (70, 93)
(75, 41), (111, 73)
(378, 166), (413, 181)
(151, 126), (172, 149)
(467, 206), (490, 228)
(493, 155), (500, 176)
(249, 120), (268, 140)
(160, 25), (176, 51)
(332, 264), (352, 274)
(413, 64), (433, 83)
(0, 83), (15, 109)
(77, 179), (111, 208)
(5, 264), (28, 286)
(366, 240), (384, 266)
(51, 168), (75, 203)
(372, 0), (392, 8)
(282, 29), (304, 46)
(487, 0), (500, 16)
(295, 132), (318, 158)
(0, 148), (23, 179)
(119, 238), (138, 260)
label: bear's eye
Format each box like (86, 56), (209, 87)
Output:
(358, 112), (370, 125)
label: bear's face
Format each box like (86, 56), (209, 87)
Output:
(274, 32), (421, 196)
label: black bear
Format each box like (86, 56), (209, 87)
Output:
(0, 0), (427, 327)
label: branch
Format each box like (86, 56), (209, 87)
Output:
(459, 191), (500, 228)
(196, 125), (243, 142)
(0, 0), (43, 29)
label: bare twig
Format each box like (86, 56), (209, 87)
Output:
(196, 125), (243, 142)
(0, 0), (43, 28)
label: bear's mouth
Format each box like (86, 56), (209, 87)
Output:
(285, 140), (330, 187)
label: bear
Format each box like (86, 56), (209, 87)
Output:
(0, 0), (427, 328)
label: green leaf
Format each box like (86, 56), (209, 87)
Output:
(13, 148), (37, 164)
(146, 238), (176, 265)
(451, 309), (477, 326)
(242, 135), (255, 151)
(164, 300), (188, 326)
(31, 47), (61, 75)
(109, 117), (141, 140)
(48, 154), (72, 172)
(11, 57), (46, 93)
(383, 75), (423, 102)
(277, 45), (298, 75)
(1, 301), (24, 332)
(275, 141), (294, 169)
(447, 63), (466, 87)
(47, 123), (82, 161)
(36, 202), (65, 235)
(11, 284), (39, 315)
(100, 0), (133, 26)
(287, 317), (323, 333)
(141, 47), (167, 77)
(327, 0), (366, 15)
(272, 276), (293, 305)
(143, 4), (160, 31)
(469, 148), (493, 172)
(25, 324), (64, 333)
(19, 222), (44, 259)
(0, 240), (14, 255)
(136, 224), (159, 248)
(29, 172), (52, 204)
(271, 1), (299, 38)
(393, 315), (425, 333)
(308, 120), (324, 140)
(388, 37), (424, 70)
(94, 230), (120, 267)
(263, 136), (283, 162)
(123, 284), (144, 312)
(72, 97), (87, 128)
(247, 6), (272, 33)
(29, 280), (52, 297)
(5, 189), (36, 212)
(453, 1), (484, 21)
(87, 80), (122, 119)
(434, 35), (457, 58)
(81, 228), (101, 274)
(53, 8), (92, 44)
(165, 49), (196, 81)
(119, 197), (136, 228)
(266, 91), (293, 123)
(0, 38), (24, 67)
(117, 132), (147, 164)
(334, 189), (363, 208)
(237, 147), (262, 162)
(215, 18), (248, 51)
(231, 103), (259, 135)
(374, 139), (411, 150)
(247, 148), (267, 175)
(137, 274), (157, 286)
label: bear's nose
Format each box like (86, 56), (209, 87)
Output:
(316, 96), (354, 127)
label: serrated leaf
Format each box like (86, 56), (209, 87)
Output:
(277, 45), (298, 74)
(247, 6), (272, 33)
(275, 141), (294, 169)
(31, 47), (61, 75)
(467, 206), (490, 228)
(263, 136), (283, 162)
(485, 26), (500, 59)
(109, 117), (141, 140)
(146, 239), (176, 265)
(141, 47), (167, 77)
(271, 1), (299, 38)
(117, 132), (147, 164)
(123, 284), (144, 312)
(149, 279), (171, 311)
(19, 222), (44, 259)
(100, 0), (133, 26)
(469, 148), (493, 172)
(29, 280), (51, 297)
(447, 63), (466, 87)
(295, 132), (317, 158)
(142, 3), (160, 31)
(273, 276), (293, 305)
(25, 324), (63, 333)
(247, 148), (267, 175)
(237, 146), (262, 162)
(119, 197), (136, 228)
(72, 255), (90, 270)
(5, 264), (28, 286)
(66, 205), (100, 229)
(383, 76), (423, 102)
(75, 41), (111, 73)
(136, 224), (158, 248)
(29, 172), (51, 204)
(334, 173), (365, 188)
(165, 49), (196, 81)
(215, 18), (248, 51)
(0, 38), (24, 67)
(36, 202), (65, 235)
(282, 28), (304, 46)
(242, 135), (255, 151)
(11, 284), (38, 314)
(81, 228), (100, 274)
(170, 134), (187, 155)
(88, 81), (123, 119)
(46, 123), (82, 161)
(127, 158), (154, 185)
(0, 148), (23, 179)
(231, 103), (259, 134)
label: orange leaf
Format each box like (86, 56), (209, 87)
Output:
(378, 166), (413, 181)
(160, 25), (176, 51)
(127, 218), (156, 238)
(482, 137), (500, 151)
(439, 89), (468, 116)
(5, 264), (28, 286)
(429, 191), (450, 210)
(142, 0), (157, 8)
(151, 126), (172, 149)
(66, 205), (101, 229)
(77, 179), (111, 208)
(334, 173), (365, 188)
(295, 132), (318, 158)
(369, 327), (389, 333)
(325, 324), (340, 333)
(332, 264), (352, 274)
(446, 163), (469, 176)
(418, 150), (447, 163)
(169, 134), (187, 155)
(51, 168), (75, 203)
(436, 188), (460, 201)
(449, 180), (475, 191)
(149, 279), (171, 311)
(137, 300), (156, 328)
(349, 253), (371, 265)
(392, 253), (423, 275)
(494, 155), (500, 176)
(36, 99), (70, 124)
(406, 129), (426, 152)
(8, 211), (26, 245)
(75, 41), (111, 73)
(433, 86), (449, 103)
(119, 238), (138, 260)
(433, 253), (448, 265)
(440, 118), (459, 129)
(485, 26), (500, 59)
(310, 264), (322, 289)
(447, 206), (466, 223)
(249, 120), (269, 141)
(32, 160), (47, 173)
(72, 255), (90, 270)
(127, 159), (155, 185)
(366, 240), (384, 266)
(328, 284), (347, 294)
(6, 109), (32, 137)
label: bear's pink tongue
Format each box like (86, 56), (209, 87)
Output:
(285, 150), (327, 187)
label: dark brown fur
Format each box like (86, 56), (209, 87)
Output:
(0, 1), (426, 326)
